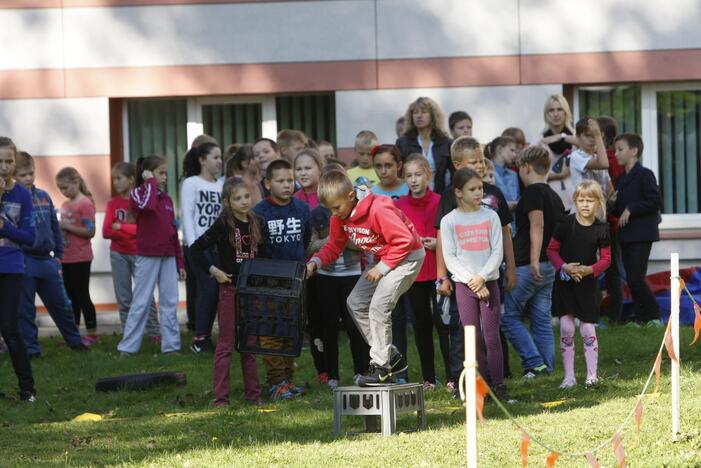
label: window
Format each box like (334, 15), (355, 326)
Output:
(202, 103), (262, 148)
(127, 99), (188, 198)
(657, 90), (701, 214)
(276, 93), (336, 146)
(577, 85), (641, 134)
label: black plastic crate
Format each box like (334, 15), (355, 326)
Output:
(235, 258), (307, 357)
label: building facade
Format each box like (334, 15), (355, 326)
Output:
(2, 0), (700, 306)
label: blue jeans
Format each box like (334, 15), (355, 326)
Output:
(501, 263), (555, 372)
(19, 256), (83, 355)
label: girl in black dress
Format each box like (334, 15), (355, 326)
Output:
(547, 181), (611, 389)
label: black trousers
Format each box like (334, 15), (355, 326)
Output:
(604, 227), (624, 322)
(0, 273), (35, 393)
(621, 241), (661, 322)
(62, 261), (97, 331)
(403, 281), (439, 383)
(315, 274), (370, 379)
(182, 245), (197, 331)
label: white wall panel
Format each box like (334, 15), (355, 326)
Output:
(336, 84), (562, 148)
(0, 8), (63, 70)
(0, 98), (109, 156)
(520, 0), (701, 54)
(376, 0), (519, 59)
(62, 1), (376, 68)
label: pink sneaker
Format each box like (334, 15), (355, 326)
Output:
(82, 335), (101, 346)
(149, 335), (162, 345)
(317, 372), (330, 384)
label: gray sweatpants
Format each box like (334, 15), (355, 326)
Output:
(110, 251), (160, 337)
(117, 256), (181, 354)
(346, 253), (424, 368)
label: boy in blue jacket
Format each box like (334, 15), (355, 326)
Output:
(14, 152), (89, 357)
(612, 133), (663, 325)
(253, 159), (311, 400)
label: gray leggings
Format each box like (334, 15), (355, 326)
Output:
(110, 251), (160, 337)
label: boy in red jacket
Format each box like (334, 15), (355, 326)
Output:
(307, 170), (424, 386)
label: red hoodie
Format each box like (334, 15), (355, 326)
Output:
(130, 178), (184, 269)
(395, 190), (440, 282)
(103, 196), (138, 255)
(312, 188), (423, 275)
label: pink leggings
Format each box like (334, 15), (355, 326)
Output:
(455, 281), (504, 386)
(559, 314), (598, 381)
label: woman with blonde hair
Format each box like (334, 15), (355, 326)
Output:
(396, 97), (453, 193)
(539, 94), (577, 212)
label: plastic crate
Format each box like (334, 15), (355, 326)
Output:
(235, 258), (307, 357)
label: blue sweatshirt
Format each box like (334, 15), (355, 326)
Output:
(22, 186), (63, 259)
(0, 183), (36, 273)
(253, 197), (311, 262)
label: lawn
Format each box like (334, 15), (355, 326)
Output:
(1, 326), (700, 467)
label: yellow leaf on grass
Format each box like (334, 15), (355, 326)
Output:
(257, 408), (277, 413)
(72, 413), (102, 422)
(541, 398), (573, 409)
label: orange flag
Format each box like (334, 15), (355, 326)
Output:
(520, 430), (529, 467)
(653, 351), (662, 394)
(545, 451), (559, 467)
(664, 328), (678, 363)
(634, 399), (644, 438)
(612, 433), (627, 468)
(475, 376), (489, 422)
(690, 303), (701, 346)
(584, 452), (600, 467)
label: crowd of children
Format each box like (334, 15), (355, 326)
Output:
(0, 93), (666, 405)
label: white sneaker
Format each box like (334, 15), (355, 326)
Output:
(327, 379), (339, 390)
(585, 377), (599, 388)
(559, 377), (577, 389)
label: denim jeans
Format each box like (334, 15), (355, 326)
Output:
(501, 262), (555, 372)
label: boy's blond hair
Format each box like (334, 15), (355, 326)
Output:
(354, 130), (378, 150)
(318, 170), (354, 206)
(450, 136), (482, 163)
(277, 129), (308, 148)
(516, 146), (550, 175)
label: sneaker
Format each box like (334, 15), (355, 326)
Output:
(286, 381), (306, 396)
(623, 321), (641, 329)
(71, 342), (91, 352)
(20, 390), (36, 403)
(149, 335), (162, 345)
(28, 352), (42, 359)
(318, 372), (330, 384)
(395, 377), (408, 385)
(523, 364), (549, 380)
(190, 336), (215, 354)
(357, 365), (393, 387)
(83, 335), (101, 345)
(446, 380), (457, 393)
(353, 374), (362, 386)
(585, 377), (599, 388)
(79, 336), (94, 348)
(559, 377), (577, 389)
(422, 380), (436, 391)
(389, 353), (408, 375)
(270, 382), (295, 400)
(119, 351), (134, 358)
(645, 319), (664, 328)
(492, 383), (515, 403)
(327, 379), (339, 390)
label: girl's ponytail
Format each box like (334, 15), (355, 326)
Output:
(56, 166), (94, 205)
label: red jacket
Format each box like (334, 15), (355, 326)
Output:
(395, 190), (440, 282)
(103, 196), (138, 255)
(312, 188), (422, 275)
(130, 178), (184, 269)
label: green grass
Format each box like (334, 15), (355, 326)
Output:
(1, 326), (701, 467)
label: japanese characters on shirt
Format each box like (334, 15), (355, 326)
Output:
(266, 217), (303, 244)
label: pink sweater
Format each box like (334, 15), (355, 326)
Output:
(395, 190), (440, 282)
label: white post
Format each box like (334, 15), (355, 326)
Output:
(670, 253), (681, 440)
(464, 325), (478, 468)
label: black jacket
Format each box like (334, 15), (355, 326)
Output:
(613, 162), (662, 243)
(396, 135), (453, 194)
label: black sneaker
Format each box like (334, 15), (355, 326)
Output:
(70, 343), (91, 352)
(492, 383), (515, 404)
(357, 365), (393, 387)
(522, 364), (548, 379)
(190, 336), (215, 354)
(20, 390), (36, 403)
(28, 352), (42, 360)
(389, 353), (408, 376)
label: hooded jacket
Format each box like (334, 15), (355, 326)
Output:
(22, 186), (63, 259)
(311, 187), (423, 275)
(130, 178), (184, 269)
